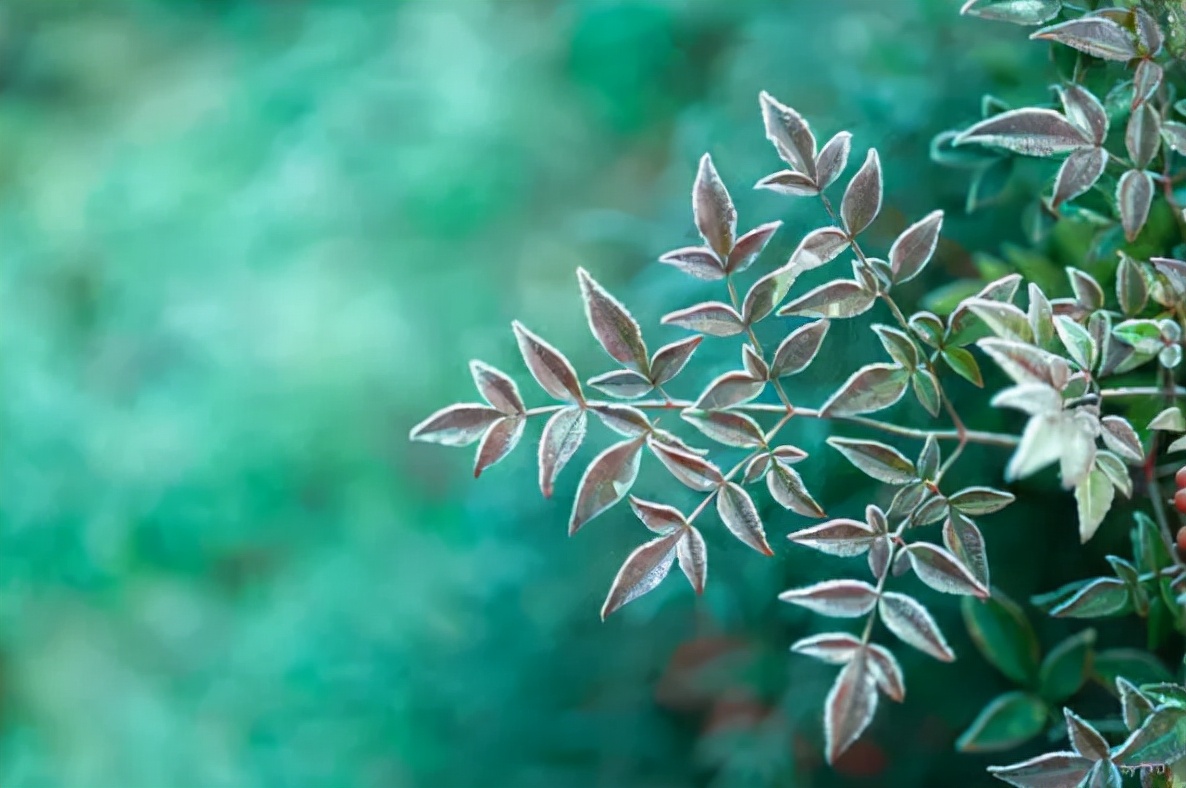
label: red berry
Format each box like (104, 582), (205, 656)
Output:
(1175, 489), (1186, 515)
(1176, 467), (1186, 489)
(1177, 527), (1186, 554)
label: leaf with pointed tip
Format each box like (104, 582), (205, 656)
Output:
(1028, 282), (1055, 346)
(906, 542), (989, 598)
(815, 131), (851, 190)
(513, 322), (584, 403)
(694, 371), (764, 410)
(470, 360), (525, 415)
(1117, 169), (1153, 244)
(889, 210), (943, 283)
(726, 220), (781, 274)
(1065, 268), (1102, 311)
(662, 302), (745, 337)
(588, 369), (653, 399)
(1100, 416), (1142, 464)
(755, 170), (818, 196)
(824, 652), (878, 765)
(1052, 147), (1105, 208)
(1031, 16), (1137, 61)
(912, 369), (941, 417)
(873, 325), (919, 369)
(1054, 316), (1094, 369)
(987, 751), (1092, 787)
(539, 406), (587, 497)
(960, 0), (1060, 25)
(1038, 578), (1131, 618)
(961, 591), (1041, 685)
(767, 460), (825, 518)
(1115, 709), (1186, 769)
(760, 91), (816, 177)
(1150, 406), (1185, 431)
(1063, 709), (1109, 761)
(590, 403), (650, 436)
(693, 154), (736, 260)
(1039, 628), (1095, 701)
(741, 344), (768, 380)
(1075, 467), (1114, 543)
(1126, 103), (1161, 169)
(827, 437), (917, 484)
(1118, 678), (1155, 731)
(600, 529), (684, 619)
(628, 497), (688, 535)
(771, 320), (830, 378)
(779, 580), (878, 617)
(410, 404), (504, 446)
(943, 512), (990, 588)
(1057, 84), (1108, 145)
(949, 486), (1015, 515)
(474, 416), (525, 477)
(841, 149), (882, 235)
(577, 268), (649, 372)
(978, 338), (1070, 388)
(1162, 120), (1186, 156)
(956, 108), (1089, 156)
(1095, 452), (1132, 498)
(743, 264), (799, 324)
(942, 347), (984, 387)
(956, 691), (1047, 753)
(717, 482), (772, 555)
(658, 246), (725, 280)
(864, 644), (905, 702)
(820, 363), (910, 417)
(879, 592), (955, 661)
(779, 280), (874, 319)
(681, 409), (764, 449)
(790, 227), (850, 271)
(788, 518), (876, 556)
(1133, 59), (1163, 109)
(676, 526), (707, 594)
(650, 428), (709, 457)
(648, 438), (724, 492)
(570, 437), (645, 535)
(649, 335), (702, 385)
(965, 298), (1033, 342)
(1135, 6), (1163, 54)
(792, 632), (862, 664)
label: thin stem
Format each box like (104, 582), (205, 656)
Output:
(686, 412), (794, 524)
(1102, 386), (1186, 398)
(727, 274), (796, 414)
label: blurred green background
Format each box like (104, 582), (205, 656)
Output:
(0, 0), (1163, 786)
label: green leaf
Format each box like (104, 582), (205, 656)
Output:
(961, 591), (1041, 685)
(820, 363), (911, 417)
(1038, 628), (1095, 702)
(960, 0), (1061, 26)
(1092, 648), (1174, 688)
(911, 369), (941, 417)
(941, 347), (984, 387)
(1075, 468), (1114, 543)
(1133, 512), (1174, 573)
(1114, 707), (1186, 768)
(955, 691), (1047, 752)
(1041, 577), (1133, 619)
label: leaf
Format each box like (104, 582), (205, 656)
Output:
(1051, 147), (1105, 208)
(741, 345), (768, 380)
(779, 579), (879, 617)
(824, 652), (878, 764)
(1048, 577), (1131, 618)
(1126, 104), (1161, 168)
(693, 154), (736, 260)
(694, 371), (764, 410)
(600, 529), (684, 619)
(1162, 120), (1186, 156)
(949, 487), (1015, 515)
(760, 91), (816, 177)
(743, 263), (799, 324)
(1100, 416), (1143, 464)
(943, 347), (984, 387)
(889, 210), (943, 283)
(906, 542), (989, 598)
(658, 246), (725, 280)
(717, 482), (772, 556)
(469, 360), (525, 415)
(767, 460), (826, 518)
(587, 369), (653, 399)
(569, 436), (645, 535)
(681, 409), (764, 448)
(815, 131), (852, 190)
(820, 363), (910, 417)
(912, 369), (941, 417)
(956, 691), (1047, 752)
(1113, 707), (1186, 768)
(754, 170), (818, 197)
(677, 526), (707, 594)
(1117, 169), (1153, 244)
(474, 416), (526, 477)
(1038, 628), (1095, 702)
(1117, 678), (1156, 731)
(648, 438), (724, 491)
(1135, 6), (1163, 55)
(1031, 17), (1138, 61)
(790, 227), (850, 271)
(873, 325), (919, 370)
(577, 268), (649, 372)
(827, 437), (917, 484)
(727, 220), (781, 274)
(1064, 709), (1109, 761)
(978, 338), (1070, 388)
(1149, 406), (1185, 432)
(628, 497), (688, 534)
(792, 632), (862, 664)
(1094, 649), (1172, 688)
(649, 335), (702, 386)
(1054, 316), (1095, 369)
(841, 149), (882, 235)
(1133, 59), (1163, 110)
(987, 751), (1092, 787)
(1057, 83), (1108, 145)
(409, 403), (504, 446)
(959, 0), (1060, 25)
(944, 511), (990, 588)
(661, 302), (746, 337)
(879, 592), (956, 661)
(1076, 468), (1114, 543)
(513, 321), (584, 403)
(539, 406), (587, 497)
(771, 320), (830, 377)
(788, 518), (876, 557)
(956, 108), (1089, 156)
(1028, 282), (1055, 347)
(965, 298), (1033, 342)
(778, 280), (875, 319)
(590, 403), (650, 436)
(961, 591), (1041, 684)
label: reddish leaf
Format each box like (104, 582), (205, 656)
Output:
(681, 409), (764, 448)
(1057, 84), (1108, 145)
(771, 319), (830, 377)
(815, 131), (852, 190)
(474, 415), (525, 477)
(658, 246), (725, 280)
(648, 438), (725, 491)
(841, 149), (882, 235)
(717, 482), (772, 555)
(878, 592), (956, 661)
(1031, 17), (1138, 61)
(600, 529), (684, 619)
(727, 220), (781, 274)
(827, 437), (917, 484)
(677, 526), (708, 594)
(1051, 147), (1105, 208)
(767, 460), (826, 518)
(1126, 104), (1161, 168)
(590, 403), (650, 436)
(693, 154), (737, 260)
(906, 542), (989, 598)
(943, 512), (990, 588)
(470, 360), (525, 415)
(650, 335), (703, 385)
(790, 227), (850, 271)
(628, 497), (688, 533)
(779, 580), (878, 617)
(512, 321), (584, 403)
(662, 302), (745, 337)
(956, 108), (1089, 156)
(410, 403), (504, 446)
(760, 91), (817, 177)
(1064, 709), (1109, 761)
(1100, 415), (1142, 464)
(948, 486), (1015, 515)
(694, 371), (765, 410)
(987, 751), (1092, 787)
(587, 369), (653, 399)
(570, 436), (645, 535)
(791, 632), (862, 664)
(889, 210), (943, 284)
(824, 652), (879, 764)
(1117, 169), (1153, 243)
(755, 169), (818, 196)
(577, 268), (649, 372)
(779, 280), (874, 319)
(977, 338), (1070, 388)
(1132, 59), (1163, 109)
(867, 644), (905, 702)
(820, 363), (911, 417)
(538, 406), (587, 497)
(788, 518), (876, 556)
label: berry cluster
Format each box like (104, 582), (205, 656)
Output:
(1175, 468), (1186, 552)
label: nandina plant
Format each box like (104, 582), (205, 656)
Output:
(412, 1), (1186, 783)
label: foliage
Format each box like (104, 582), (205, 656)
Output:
(415, 0), (1186, 782)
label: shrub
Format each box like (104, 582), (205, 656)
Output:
(412, 1), (1186, 783)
